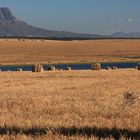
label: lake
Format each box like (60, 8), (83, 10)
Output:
(0, 62), (139, 71)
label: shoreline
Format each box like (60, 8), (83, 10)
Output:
(0, 60), (140, 67)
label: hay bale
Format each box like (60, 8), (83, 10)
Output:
(135, 66), (138, 69)
(37, 64), (44, 72)
(137, 64), (140, 70)
(91, 63), (101, 70)
(47, 66), (55, 71)
(32, 64), (44, 72)
(65, 67), (72, 71)
(111, 66), (117, 70)
(105, 67), (111, 70)
(16, 68), (23, 72)
(32, 64), (38, 72)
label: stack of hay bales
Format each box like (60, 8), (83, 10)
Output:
(16, 68), (23, 72)
(32, 64), (44, 72)
(91, 63), (101, 70)
(47, 66), (56, 71)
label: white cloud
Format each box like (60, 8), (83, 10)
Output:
(127, 18), (134, 23)
(121, 18), (134, 23)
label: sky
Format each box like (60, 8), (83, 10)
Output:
(0, 0), (140, 35)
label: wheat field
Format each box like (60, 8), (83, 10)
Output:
(0, 69), (139, 139)
(0, 39), (140, 64)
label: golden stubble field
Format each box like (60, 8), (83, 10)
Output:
(0, 39), (140, 64)
(0, 70), (139, 139)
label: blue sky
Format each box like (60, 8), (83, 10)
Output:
(0, 0), (140, 35)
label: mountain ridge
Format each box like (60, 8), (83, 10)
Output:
(1, 7), (140, 39)
(111, 32), (140, 38)
(0, 7), (105, 39)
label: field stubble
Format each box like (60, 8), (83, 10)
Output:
(0, 39), (140, 64)
(0, 70), (139, 139)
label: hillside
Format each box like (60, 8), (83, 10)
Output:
(0, 7), (104, 39)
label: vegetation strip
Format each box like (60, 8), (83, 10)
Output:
(0, 127), (48, 136)
(0, 126), (139, 139)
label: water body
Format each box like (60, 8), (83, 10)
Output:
(0, 62), (139, 71)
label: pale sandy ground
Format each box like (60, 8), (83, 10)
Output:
(0, 70), (139, 139)
(0, 39), (140, 64)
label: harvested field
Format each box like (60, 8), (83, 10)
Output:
(0, 39), (140, 64)
(0, 70), (139, 139)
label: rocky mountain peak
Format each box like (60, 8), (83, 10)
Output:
(0, 7), (17, 24)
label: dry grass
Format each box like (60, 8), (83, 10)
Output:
(0, 70), (139, 139)
(0, 135), (133, 140)
(0, 39), (140, 64)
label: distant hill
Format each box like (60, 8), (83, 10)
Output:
(111, 32), (140, 38)
(0, 7), (105, 39)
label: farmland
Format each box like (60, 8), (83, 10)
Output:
(0, 39), (140, 139)
(0, 39), (140, 65)
(0, 70), (139, 139)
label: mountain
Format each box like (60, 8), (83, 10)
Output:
(1, 7), (140, 39)
(0, 7), (105, 39)
(111, 32), (140, 38)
